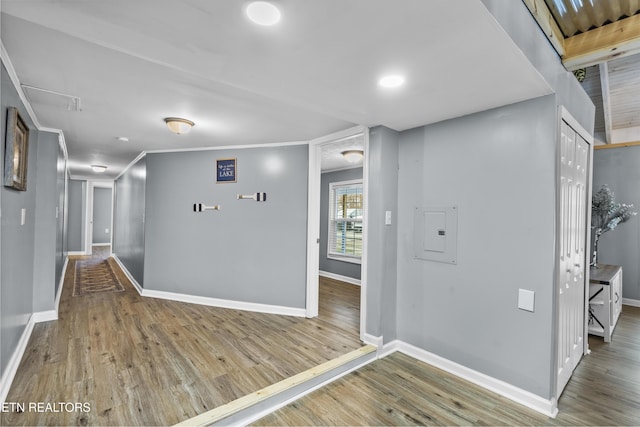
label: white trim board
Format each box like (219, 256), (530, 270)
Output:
(111, 254), (305, 317)
(0, 317), (35, 403)
(55, 256), (69, 313)
(111, 254), (144, 294)
(380, 340), (558, 418)
(142, 289), (306, 318)
(623, 298), (640, 307)
(319, 270), (361, 286)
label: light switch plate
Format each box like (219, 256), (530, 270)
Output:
(518, 289), (535, 312)
(21, 208), (26, 225)
(385, 211), (392, 225)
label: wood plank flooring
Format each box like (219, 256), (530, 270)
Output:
(1, 250), (362, 426)
(255, 305), (640, 426)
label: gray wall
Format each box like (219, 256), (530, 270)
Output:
(1, 63), (38, 375)
(320, 167), (362, 280)
(361, 0), (596, 402)
(1, 62), (69, 379)
(92, 186), (112, 245)
(67, 179), (86, 252)
(113, 156), (146, 286)
(593, 146), (640, 300)
(54, 141), (67, 296)
(143, 145), (308, 308)
(396, 95), (558, 399)
(32, 130), (64, 313)
(366, 127), (400, 341)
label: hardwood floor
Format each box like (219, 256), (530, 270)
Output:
(1, 251), (362, 426)
(255, 305), (640, 426)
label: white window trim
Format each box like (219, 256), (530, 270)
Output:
(327, 179), (363, 264)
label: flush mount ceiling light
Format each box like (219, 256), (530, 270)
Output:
(164, 117), (195, 135)
(246, 1), (281, 26)
(91, 165), (107, 173)
(342, 150), (364, 163)
(378, 74), (405, 88)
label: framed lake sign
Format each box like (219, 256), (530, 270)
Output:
(216, 158), (236, 183)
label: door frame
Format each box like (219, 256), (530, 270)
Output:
(554, 106), (594, 399)
(306, 125), (369, 341)
(84, 180), (115, 255)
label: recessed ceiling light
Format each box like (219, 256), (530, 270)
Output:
(116, 136), (129, 142)
(378, 75), (405, 88)
(246, 1), (281, 26)
(91, 165), (107, 173)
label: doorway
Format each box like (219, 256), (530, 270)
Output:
(306, 125), (369, 342)
(85, 181), (114, 256)
(556, 108), (593, 398)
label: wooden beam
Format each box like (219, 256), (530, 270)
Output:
(522, 0), (566, 57)
(594, 141), (640, 150)
(599, 62), (612, 144)
(564, 14), (640, 70)
(175, 345), (377, 426)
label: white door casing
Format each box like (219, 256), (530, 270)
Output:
(306, 126), (369, 342)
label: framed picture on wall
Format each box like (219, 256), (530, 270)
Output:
(4, 107), (30, 191)
(216, 158), (237, 183)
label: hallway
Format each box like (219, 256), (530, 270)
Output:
(1, 250), (361, 425)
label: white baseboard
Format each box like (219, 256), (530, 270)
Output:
(112, 254), (305, 317)
(32, 310), (58, 323)
(92, 243), (110, 247)
(381, 340), (558, 418)
(111, 254), (144, 294)
(67, 251), (86, 256)
(319, 270), (361, 286)
(55, 256), (68, 313)
(623, 298), (640, 307)
(0, 316), (35, 403)
(142, 288), (306, 318)
(362, 333), (383, 349)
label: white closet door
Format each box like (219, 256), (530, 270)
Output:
(557, 121), (588, 395)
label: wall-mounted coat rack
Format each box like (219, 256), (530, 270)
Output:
(237, 192), (267, 202)
(193, 203), (221, 212)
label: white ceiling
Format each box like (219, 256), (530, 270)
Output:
(0, 0), (552, 179)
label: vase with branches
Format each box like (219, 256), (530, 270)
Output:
(590, 185), (637, 268)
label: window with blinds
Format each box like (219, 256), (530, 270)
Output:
(328, 180), (363, 263)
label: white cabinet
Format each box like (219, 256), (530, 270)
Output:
(588, 264), (623, 343)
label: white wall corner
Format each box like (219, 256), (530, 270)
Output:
(394, 341), (558, 418)
(0, 317), (35, 403)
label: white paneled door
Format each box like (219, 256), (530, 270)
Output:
(557, 120), (589, 396)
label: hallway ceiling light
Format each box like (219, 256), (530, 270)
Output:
(342, 150), (364, 163)
(91, 165), (107, 173)
(378, 74), (405, 88)
(164, 117), (195, 135)
(246, 1), (281, 26)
